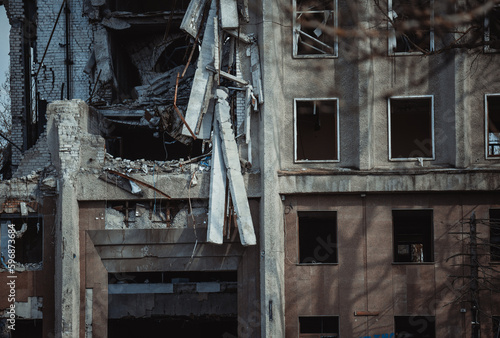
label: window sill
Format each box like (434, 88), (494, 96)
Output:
(392, 262), (434, 265)
(293, 54), (338, 59)
(389, 157), (435, 162)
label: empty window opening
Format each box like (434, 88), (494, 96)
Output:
(299, 316), (339, 337)
(389, 96), (434, 160)
(298, 211), (338, 264)
(1, 217), (43, 265)
(293, 0), (337, 57)
(486, 95), (500, 158)
(485, 5), (500, 52)
(9, 319), (42, 338)
(295, 99), (339, 162)
(493, 316), (500, 338)
(106, 0), (190, 13)
(393, 210), (433, 263)
(490, 209), (500, 262)
(394, 316), (435, 338)
(389, 0), (434, 54)
(108, 316), (237, 338)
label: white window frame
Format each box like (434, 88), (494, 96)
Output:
(388, 95), (435, 161)
(485, 94), (500, 159)
(293, 0), (338, 58)
(484, 5), (500, 53)
(294, 98), (340, 163)
(388, 0), (434, 55)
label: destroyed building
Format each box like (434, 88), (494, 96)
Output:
(0, 0), (500, 337)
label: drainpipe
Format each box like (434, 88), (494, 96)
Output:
(64, 0), (72, 99)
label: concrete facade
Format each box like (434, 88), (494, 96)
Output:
(0, 0), (499, 337)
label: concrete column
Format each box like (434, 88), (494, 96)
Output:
(46, 100), (87, 338)
(260, 0), (286, 336)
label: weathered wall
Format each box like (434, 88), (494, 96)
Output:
(284, 193), (500, 337)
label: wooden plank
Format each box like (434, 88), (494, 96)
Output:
(219, 0), (239, 29)
(207, 120), (227, 244)
(215, 89), (256, 246)
(182, 0), (217, 139)
(102, 256), (240, 272)
(95, 243), (245, 259)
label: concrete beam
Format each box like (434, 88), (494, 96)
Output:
(215, 88), (256, 246)
(182, 0), (217, 140)
(180, 0), (209, 38)
(207, 120), (227, 244)
(219, 0), (239, 29)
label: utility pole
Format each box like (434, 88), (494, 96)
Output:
(470, 212), (480, 338)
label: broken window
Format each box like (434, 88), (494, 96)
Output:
(493, 316), (500, 338)
(295, 99), (339, 162)
(299, 316), (339, 337)
(393, 210), (433, 263)
(388, 0), (434, 54)
(394, 316), (435, 337)
(486, 94), (500, 158)
(389, 96), (434, 160)
(293, 0), (338, 57)
(490, 209), (500, 262)
(485, 5), (500, 52)
(298, 211), (338, 264)
(1, 216), (43, 266)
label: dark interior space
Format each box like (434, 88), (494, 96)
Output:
(393, 209), (433, 263)
(390, 97), (433, 159)
(296, 100), (338, 161)
(295, 0), (336, 56)
(392, 0), (432, 53)
(488, 95), (500, 156)
(299, 316), (339, 336)
(108, 316), (237, 338)
(394, 316), (435, 338)
(298, 211), (337, 264)
(108, 271), (238, 284)
(106, 0), (190, 13)
(105, 124), (204, 161)
(3, 216), (43, 264)
(10, 319), (42, 338)
(489, 209), (500, 261)
(488, 6), (500, 49)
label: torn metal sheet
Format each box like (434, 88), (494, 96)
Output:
(104, 169), (171, 199)
(182, 0), (217, 140)
(181, 0), (209, 38)
(219, 0), (239, 29)
(250, 42), (264, 106)
(99, 172), (144, 197)
(207, 120), (227, 244)
(215, 88), (256, 246)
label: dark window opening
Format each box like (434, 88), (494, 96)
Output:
(390, 97), (433, 159)
(1, 217), (43, 264)
(154, 36), (199, 73)
(295, 99), (338, 161)
(490, 209), (500, 262)
(9, 319), (42, 338)
(485, 6), (500, 51)
(394, 316), (435, 338)
(299, 316), (339, 337)
(105, 123), (204, 161)
(493, 316), (500, 338)
(487, 95), (500, 157)
(106, 0), (190, 13)
(108, 316), (237, 338)
(393, 210), (433, 263)
(108, 271), (238, 284)
(391, 0), (432, 53)
(294, 0), (337, 57)
(298, 211), (338, 264)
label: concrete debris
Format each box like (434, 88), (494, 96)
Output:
(215, 88), (256, 246)
(219, 0), (239, 29)
(181, 0), (209, 38)
(101, 17), (131, 30)
(250, 42), (264, 106)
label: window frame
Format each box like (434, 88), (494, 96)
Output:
(392, 208), (434, 264)
(388, 0), (435, 56)
(484, 4), (500, 53)
(298, 315), (340, 337)
(297, 211), (338, 265)
(394, 315), (436, 337)
(388, 95), (435, 161)
(293, 0), (338, 58)
(294, 98), (340, 163)
(485, 94), (500, 159)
